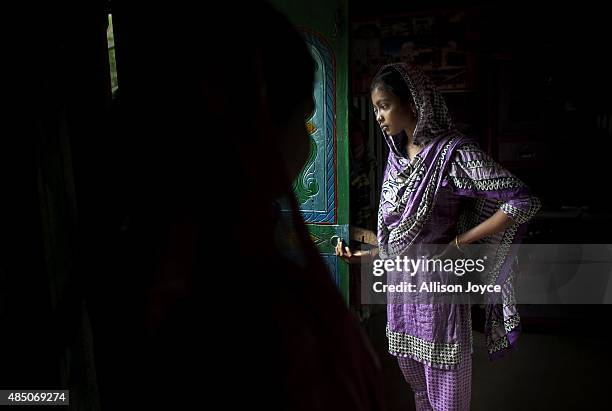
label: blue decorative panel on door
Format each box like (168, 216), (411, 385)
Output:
(284, 31), (337, 224)
(321, 255), (340, 287)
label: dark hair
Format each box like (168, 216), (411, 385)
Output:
(370, 66), (413, 106)
(257, 4), (316, 124)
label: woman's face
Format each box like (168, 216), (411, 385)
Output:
(371, 87), (415, 136)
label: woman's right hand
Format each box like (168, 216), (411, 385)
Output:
(335, 239), (377, 264)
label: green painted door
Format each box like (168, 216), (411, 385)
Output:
(272, 0), (350, 302)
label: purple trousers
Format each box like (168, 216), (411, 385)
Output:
(395, 307), (472, 411)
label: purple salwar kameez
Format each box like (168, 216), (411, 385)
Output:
(375, 63), (541, 410)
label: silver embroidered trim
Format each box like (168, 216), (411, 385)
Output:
(491, 313), (521, 334)
(450, 176), (525, 191)
(386, 324), (461, 366)
(500, 199), (541, 225)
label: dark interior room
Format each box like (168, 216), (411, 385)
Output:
(3, 1), (611, 410)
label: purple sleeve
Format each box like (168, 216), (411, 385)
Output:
(444, 143), (541, 224)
